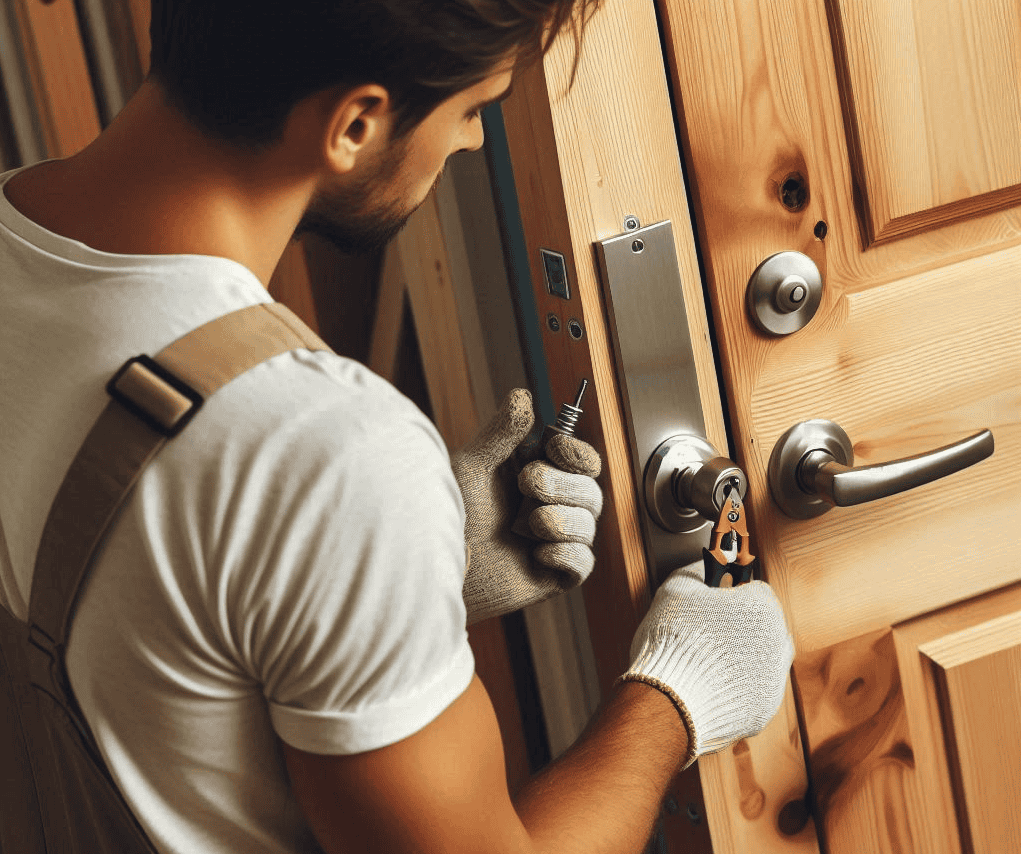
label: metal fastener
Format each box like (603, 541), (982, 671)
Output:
(567, 319), (584, 340)
(546, 313), (561, 333)
(623, 215), (641, 232)
(632, 239), (645, 254)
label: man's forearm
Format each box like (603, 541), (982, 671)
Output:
(514, 681), (689, 854)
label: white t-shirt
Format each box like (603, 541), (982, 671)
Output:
(0, 165), (475, 853)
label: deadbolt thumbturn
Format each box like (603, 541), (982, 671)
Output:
(645, 435), (749, 533)
(746, 251), (823, 336)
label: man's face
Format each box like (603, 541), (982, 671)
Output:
(295, 63), (515, 254)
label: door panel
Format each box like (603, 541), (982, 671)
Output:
(795, 582), (1021, 854)
(658, 0), (1021, 852)
(827, 0), (1021, 243)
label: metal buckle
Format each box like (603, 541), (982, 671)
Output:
(106, 355), (204, 438)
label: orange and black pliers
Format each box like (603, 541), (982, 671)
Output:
(702, 489), (758, 587)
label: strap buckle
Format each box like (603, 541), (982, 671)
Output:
(106, 355), (204, 438)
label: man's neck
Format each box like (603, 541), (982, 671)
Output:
(3, 80), (316, 285)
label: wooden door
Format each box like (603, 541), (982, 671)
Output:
(502, 0), (1021, 852)
(662, 0), (1021, 851)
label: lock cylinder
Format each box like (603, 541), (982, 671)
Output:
(644, 434), (748, 533)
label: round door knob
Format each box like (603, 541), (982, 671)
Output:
(746, 251), (823, 336)
(645, 435), (748, 533)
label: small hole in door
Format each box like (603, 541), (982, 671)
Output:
(779, 173), (809, 212)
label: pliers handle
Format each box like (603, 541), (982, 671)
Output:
(703, 492), (758, 587)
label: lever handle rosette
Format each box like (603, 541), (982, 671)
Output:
(644, 434), (749, 533)
(768, 420), (994, 519)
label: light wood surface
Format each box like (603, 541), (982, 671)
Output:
(921, 611), (1021, 854)
(793, 581), (1021, 854)
(501, 1), (755, 850)
(395, 190), (481, 450)
(12, 0), (100, 157)
(828, 0), (1021, 244)
(659, 0), (1021, 851)
(267, 240), (321, 335)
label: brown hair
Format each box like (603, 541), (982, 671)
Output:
(148, 0), (602, 149)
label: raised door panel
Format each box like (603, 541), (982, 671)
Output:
(828, 0), (1021, 243)
(920, 612), (1021, 854)
(794, 583), (1021, 854)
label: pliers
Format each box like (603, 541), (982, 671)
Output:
(702, 489), (758, 587)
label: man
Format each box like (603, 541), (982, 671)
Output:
(0, 1), (793, 852)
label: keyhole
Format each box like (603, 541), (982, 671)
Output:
(780, 173), (809, 212)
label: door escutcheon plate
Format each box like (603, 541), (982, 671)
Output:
(595, 220), (716, 581)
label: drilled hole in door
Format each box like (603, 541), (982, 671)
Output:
(779, 173), (809, 212)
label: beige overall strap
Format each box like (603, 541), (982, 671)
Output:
(28, 302), (330, 655)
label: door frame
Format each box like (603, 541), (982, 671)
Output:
(499, 1), (817, 851)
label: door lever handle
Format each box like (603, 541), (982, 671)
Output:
(768, 420), (994, 519)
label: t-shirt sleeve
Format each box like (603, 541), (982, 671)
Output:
(217, 372), (474, 755)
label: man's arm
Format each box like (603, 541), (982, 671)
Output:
(283, 560), (793, 853)
(283, 674), (687, 854)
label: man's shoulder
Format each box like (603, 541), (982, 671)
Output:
(188, 347), (440, 456)
(147, 346), (453, 517)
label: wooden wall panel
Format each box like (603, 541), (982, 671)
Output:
(373, 190), (536, 793)
(395, 191), (482, 450)
(12, 0), (100, 157)
(267, 240), (321, 334)
(828, 0), (1021, 244)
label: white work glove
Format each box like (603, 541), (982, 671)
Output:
(620, 561), (795, 769)
(451, 388), (603, 625)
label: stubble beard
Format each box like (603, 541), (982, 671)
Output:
(294, 138), (436, 256)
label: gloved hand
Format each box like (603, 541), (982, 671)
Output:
(451, 388), (603, 625)
(620, 561), (795, 768)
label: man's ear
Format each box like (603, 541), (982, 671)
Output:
(323, 84), (393, 174)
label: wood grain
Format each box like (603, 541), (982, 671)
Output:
(13, 0), (100, 158)
(500, 2), (802, 852)
(792, 560), (1021, 854)
(395, 191), (481, 450)
(659, 0), (1021, 676)
(794, 629), (920, 854)
(659, 0), (1021, 852)
(827, 0), (1021, 245)
(921, 613), (1021, 854)
(267, 240), (321, 334)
